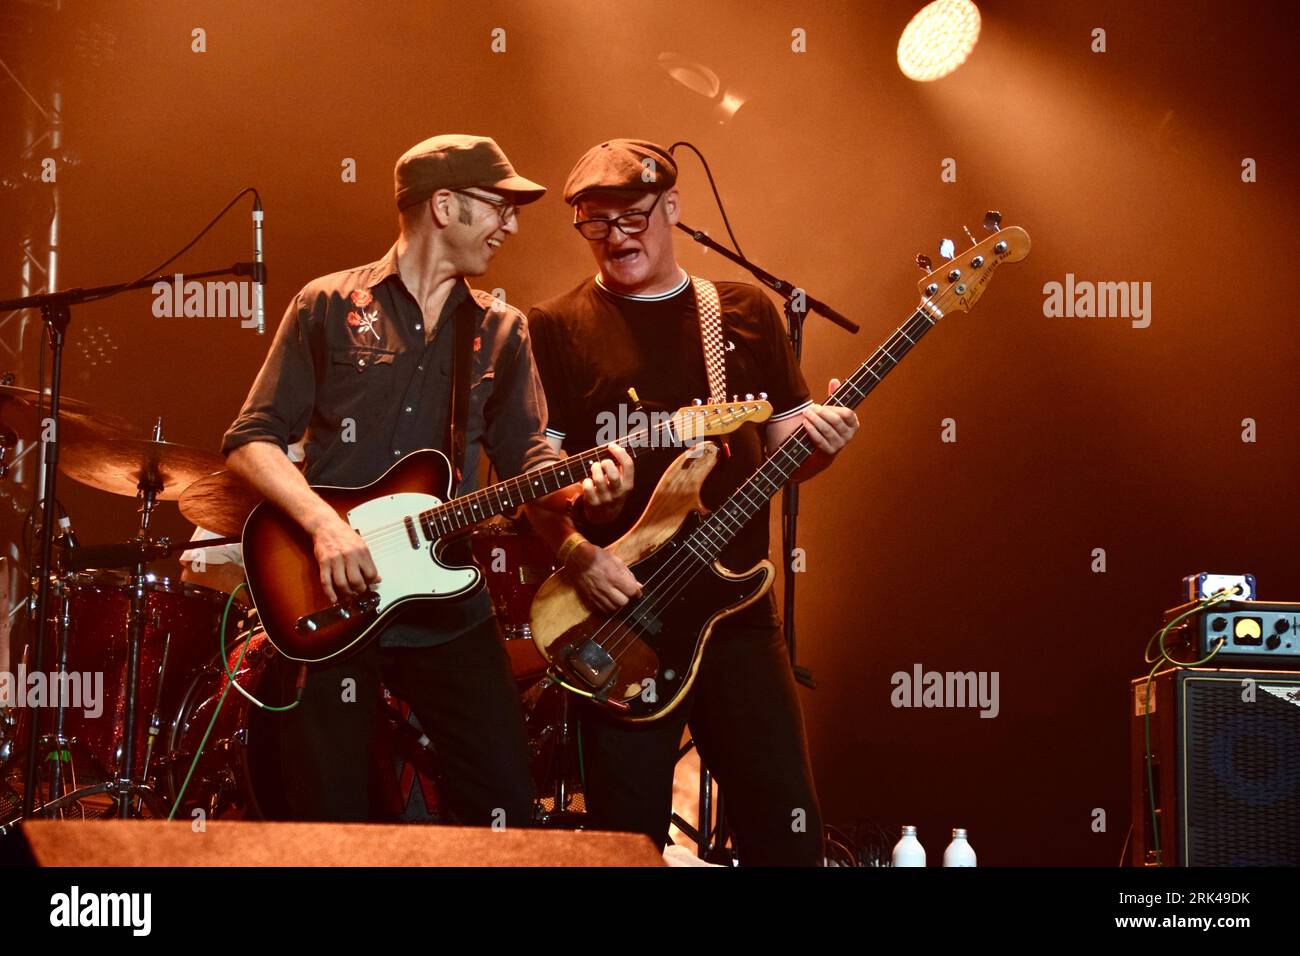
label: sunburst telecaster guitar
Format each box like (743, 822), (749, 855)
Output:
(242, 400), (772, 662)
(530, 214), (1031, 720)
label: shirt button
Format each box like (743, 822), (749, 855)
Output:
(404, 406), (413, 413)
(356, 359), (366, 369)
(417, 364), (424, 372)
(393, 449), (402, 457)
(414, 324), (422, 331)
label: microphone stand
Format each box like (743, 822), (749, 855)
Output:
(673, 221), (856, 863)
(0, 262), (260, 818)
(674, 221), (856, 683)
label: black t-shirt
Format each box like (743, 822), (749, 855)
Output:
(528, 273), (812, 626)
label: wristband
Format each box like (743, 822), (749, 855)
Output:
(556, 531), (587, 567)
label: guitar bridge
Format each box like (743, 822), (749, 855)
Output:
(561, 639), (619, 692)
(295, 591), (381, 634)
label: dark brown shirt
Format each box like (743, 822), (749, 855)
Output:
(223, 243), (558, 645)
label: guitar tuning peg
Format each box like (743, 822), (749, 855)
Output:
(939, 238), (956, 261)
(745, 393), (754, 401)
(758, 391), (768, 400)
(983, 210), (1002, 232)
(692, 397), (703, 406)
(915, 253), (933, 273)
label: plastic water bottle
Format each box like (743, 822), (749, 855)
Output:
(943, 828), (977, 867)
(892, 825), (926, 867)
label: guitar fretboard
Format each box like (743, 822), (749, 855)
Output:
(417, 443), (642, 540)
(683, 305), (939, 563)
(414, 407), (759, 540)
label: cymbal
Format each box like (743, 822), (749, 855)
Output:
(0, 402), (141, 444)
(59, 437), (226, 500)
(178, 470), (262, 537)
(0, 384), (97, 415)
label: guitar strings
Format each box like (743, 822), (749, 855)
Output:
(356, 409), (744, 553)
(592, 324), (922, 664)
(353, 406), (761, 556)
(354, 423), (661, 551)
(590, 430), (818, 664)
(589, 303), (938, 671)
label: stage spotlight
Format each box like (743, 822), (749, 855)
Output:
(897, 0), (981, 82)
(657, 52), (748, 124)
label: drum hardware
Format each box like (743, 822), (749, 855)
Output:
(138, 630), (173, 802)
(45, 574), (73, 807)
(1, 237), (270, 821)
(468, 520), (553, 680)
(1, 432), (603, 829)
(2, 569), (248, 826)
(3, 419), (240, 822)
(528, 678), (587, 827)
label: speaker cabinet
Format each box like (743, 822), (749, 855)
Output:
(1130, 667), (1300, 866)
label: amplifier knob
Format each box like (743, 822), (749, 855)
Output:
(1266, 635), (1281, 650)
(1210, 616), (1227, 632)
(1275, 618), (1290, 633)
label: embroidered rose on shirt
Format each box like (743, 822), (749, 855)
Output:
(345, 305), (382, 344)
(350, 289), (373, 308)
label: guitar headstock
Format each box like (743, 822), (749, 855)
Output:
(915, 211), (1031, 317)
(671, 399), (773, 442)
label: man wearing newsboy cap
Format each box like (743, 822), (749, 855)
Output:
(222, 135), (633, 824)
(527, 138), (859, 865)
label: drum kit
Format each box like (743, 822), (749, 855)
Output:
(0, 385), (578, 831)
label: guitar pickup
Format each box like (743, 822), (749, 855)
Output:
(296, 591), (381, 634)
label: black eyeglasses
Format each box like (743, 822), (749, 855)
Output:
(451, 189), (516, 225)
(572, 191), (663, 240)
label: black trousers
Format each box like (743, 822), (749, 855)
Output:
(579, 618), (824, 866)
(267, 616), (533, 826)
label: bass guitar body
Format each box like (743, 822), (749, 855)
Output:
(531, 443), (775, 721)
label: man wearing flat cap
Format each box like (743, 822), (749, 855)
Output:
(222, 134), (633, 823)
(527, 138), (859, 865)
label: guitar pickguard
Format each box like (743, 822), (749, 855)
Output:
(348, 492), (479, 612)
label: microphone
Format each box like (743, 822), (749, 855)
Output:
(252, 195), (266, 335)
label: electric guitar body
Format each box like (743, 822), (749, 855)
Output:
(243, 449), (479, 662)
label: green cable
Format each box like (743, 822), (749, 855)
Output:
(219, 596), (300, 713)
(1138, 588), (1234, 863)
(168, 583), (252, 821)
(545, 670), (590, 798)
(168, 584), (302, 820)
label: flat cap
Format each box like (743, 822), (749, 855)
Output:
(562, 138), (678, 205)
(394, 134), (546, 210)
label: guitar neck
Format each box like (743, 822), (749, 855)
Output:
(688, 305), (938, 559)
(414, 423), (661, 539)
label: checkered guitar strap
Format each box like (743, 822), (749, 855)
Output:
(691, 276), (727, 403)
